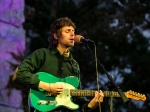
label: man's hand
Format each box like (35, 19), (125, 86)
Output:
(88, 90), (104, 109)
(38, 81), (63, 95)
(49, 82), (63, 95)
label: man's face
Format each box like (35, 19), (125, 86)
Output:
(57, 26), (75, 48)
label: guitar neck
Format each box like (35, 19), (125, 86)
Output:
(70, 90), (124, 97)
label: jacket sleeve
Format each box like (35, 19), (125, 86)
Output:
(74, 97), (94, 112)
(14, 49), (43, 89)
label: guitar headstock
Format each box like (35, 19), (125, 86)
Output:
(125, 90), (146, 101)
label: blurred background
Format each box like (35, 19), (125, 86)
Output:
(0, 0), (150, 112)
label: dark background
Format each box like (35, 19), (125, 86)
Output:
(14, 0), (150, 112)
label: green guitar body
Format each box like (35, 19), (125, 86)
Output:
(29, 72), (79, 112)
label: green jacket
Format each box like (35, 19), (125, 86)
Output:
(15, 48), (92, 112)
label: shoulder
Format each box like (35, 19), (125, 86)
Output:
(35, 48), (50, 52)
(32, 48), (50, 54)
(28, 48), (51, 58)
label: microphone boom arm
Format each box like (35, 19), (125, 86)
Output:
(83, 43), (130, 104)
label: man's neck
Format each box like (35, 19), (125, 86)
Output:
(57, 47), (69, 55)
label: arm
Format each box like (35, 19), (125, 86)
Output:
(38, 81), (63, 95)
(13, 68), (64, 94)
(74, 90), (104, 112)
(13, 68), (53, 93)
(13, 49), (43, 89)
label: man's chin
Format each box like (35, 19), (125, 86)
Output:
(68, 43), (74, 47)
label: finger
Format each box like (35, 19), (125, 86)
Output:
(95, 91), (104, 102)
(57, 85), (62, 88)
(98, 92), (104, 102)
(57, 85), (63, 89)
(94, 91), (99, 101)
(57, 88), (63, 92)
(58, 86), (62, 89)
(56, 88), (63, 94)
(56, 91), (62, 94)
(99, 90), (104, 98)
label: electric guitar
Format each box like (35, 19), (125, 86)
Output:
(29, 72), (146, 112)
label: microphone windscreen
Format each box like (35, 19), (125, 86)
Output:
(74, 35), (84, 44)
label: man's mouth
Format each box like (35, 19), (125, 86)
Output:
(70, 38), (74, 41)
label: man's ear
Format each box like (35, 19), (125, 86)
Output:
(53, 33), (58, 40)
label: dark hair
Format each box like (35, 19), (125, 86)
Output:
(48, 17), (76, 48)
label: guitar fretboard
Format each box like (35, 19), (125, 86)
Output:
(70, 90), (124, 97)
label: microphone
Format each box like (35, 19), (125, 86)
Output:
(74, 35), (94, 44)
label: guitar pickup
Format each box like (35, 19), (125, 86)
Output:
(38, 100), (57, 105)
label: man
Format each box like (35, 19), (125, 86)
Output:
(13, 17), (104, 112)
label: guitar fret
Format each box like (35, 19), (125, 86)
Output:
(71, 90), (95, 96)
(81, 90), (84, 96)
(104, 91), (127, 97)
(70, 90), (145, 101)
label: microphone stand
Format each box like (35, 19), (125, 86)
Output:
(83, 43), (130, 112)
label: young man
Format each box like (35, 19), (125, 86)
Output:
(13, 17), (104, 112)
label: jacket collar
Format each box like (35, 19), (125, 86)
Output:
(51, 47), (73, 60)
